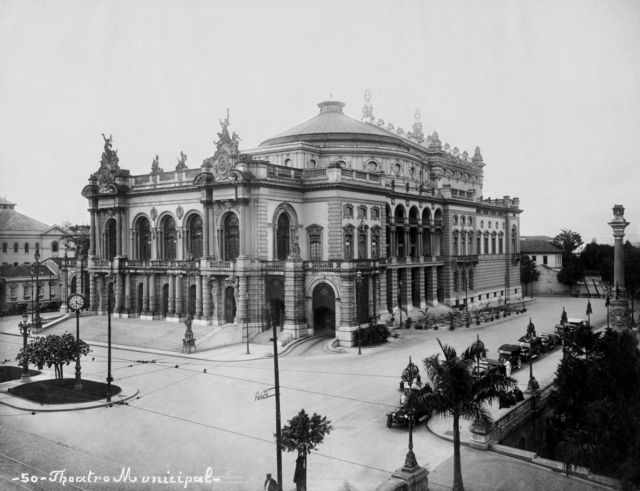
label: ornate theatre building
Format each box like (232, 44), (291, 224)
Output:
(82, 96), (522, 346)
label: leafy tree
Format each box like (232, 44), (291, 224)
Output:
(16, 333), (91, 379)
(580, 242), (614, 282)
(520, 254), (540, 297)
(412, 339), (514, 491)
(552, 229), (583, 257)
(279, 409), (333, 490)
(549, 327), (640, 486)
(557, 254), (583, 296)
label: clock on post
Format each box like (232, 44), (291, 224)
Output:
(67, 293), (86, 312)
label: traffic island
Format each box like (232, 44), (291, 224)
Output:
(8, 378), (122, 405)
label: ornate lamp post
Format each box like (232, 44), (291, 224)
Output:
(526, 318), (539, 394)
(404, 405), (418, 470)
(18, 313), (32, 380)
(106, 262), (114, 401)
(355, 271), (363, 355)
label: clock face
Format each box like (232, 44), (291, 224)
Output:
(67, 293), (85, 311)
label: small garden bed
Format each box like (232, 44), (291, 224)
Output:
(8, 378), (121, 405)
(0, 366), (40, 383)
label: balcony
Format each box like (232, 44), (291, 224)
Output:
(454, 255), (479, 264)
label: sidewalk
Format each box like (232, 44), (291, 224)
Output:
(0, 313), (313, 362)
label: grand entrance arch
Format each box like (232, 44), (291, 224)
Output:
(312, 283), (336, 335)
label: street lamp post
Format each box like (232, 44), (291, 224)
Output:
(18, 313), (32, 380)
(63, 249), (69, 313)
(606, 293), (610, 329)
(106, 262), (113, 401)
(404, 406), (418, 470)
(74, 246), (84, 391)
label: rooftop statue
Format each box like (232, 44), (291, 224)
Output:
(176, 151), (188, 171)
(151, 154), (163, 175)
(99, 133), (119, 169)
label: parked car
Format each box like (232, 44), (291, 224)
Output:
(497, 344), (524, 370)
(539, 332), (560, 351)
(518, 335), (543, 359)
(386, 398), (432, 428)
(471, 358), (505, 378)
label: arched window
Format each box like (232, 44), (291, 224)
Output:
(161, 216), (177, 260)
(51, 241), (59, 253)
(276, 214), (290, 260)
(136, 217), (151, 260)
(105, 219), (117, 260)
(186, 214), (203, 259)
(223, 214), (239, 261)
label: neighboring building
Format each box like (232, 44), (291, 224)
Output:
(520, 236), (564, 295)
(0, 198), (68, 314)
(81, 97), (522, 346)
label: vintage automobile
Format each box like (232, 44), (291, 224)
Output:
(497, 344), (524, 370)
(386, 396), (432, 428)
(471, 358), (505, 378)
(518, 335), (543, 359)
(539, 332), (560, 351)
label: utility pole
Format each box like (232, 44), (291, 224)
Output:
(272, 314), (283, 489)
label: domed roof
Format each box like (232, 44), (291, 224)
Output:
(259, 99), (404, 147)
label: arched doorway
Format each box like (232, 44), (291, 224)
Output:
(224, 286), (236, 323)
(188, 284), (196, 318)
(108, 281), (115, 313)
(312, 283), (336, 335)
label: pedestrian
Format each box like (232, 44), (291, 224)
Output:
(504, 359), (512, 378)
(264, 473), (277, 491)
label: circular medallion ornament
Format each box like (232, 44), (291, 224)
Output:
(217, 154), (229, 177)
(67, 293), (86, 312)
(176, 205), (184, 219)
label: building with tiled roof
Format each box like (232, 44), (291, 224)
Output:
(519, 236), (564, 296)
(81, 95), (523, 347)
(0, 199), (68, 314)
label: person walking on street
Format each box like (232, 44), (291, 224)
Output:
(264, 473), (278, 491)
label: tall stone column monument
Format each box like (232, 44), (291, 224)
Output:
(608, 204), (630, 329)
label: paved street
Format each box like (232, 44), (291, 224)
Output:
(0, 297), (609, 490)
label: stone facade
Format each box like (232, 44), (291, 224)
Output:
(81, 98), (522, 346)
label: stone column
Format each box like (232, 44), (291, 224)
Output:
(149, 274), (156, 316)
(175, 275), (183, 317)
(195, 274), (203, 319)
(129, 229), (135, 260)
(390, 225), (397, 257)
(202, 201), (211, 257)
(124, 273), (131, 315)
(143, 275), (150, 315)
(418, 267), (426, 309)
(115, 272), (124, 313)
(168, 275), (175, 315)
(203, 277), (212, 320)
(608, 204), (630, 329)
(90, 209), (97, 256)
(283, 260), (308, 339)
(151, 229), (158, 260)
(417, 226), (423, 258)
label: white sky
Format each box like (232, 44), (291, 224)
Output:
(1, 0), (639, 244)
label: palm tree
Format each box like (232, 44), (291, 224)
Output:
(411, 338), (514, 491)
